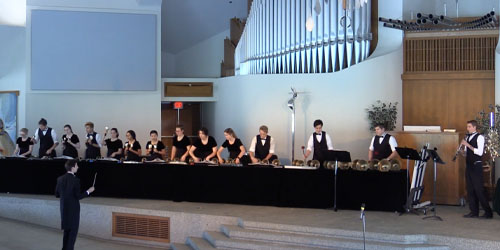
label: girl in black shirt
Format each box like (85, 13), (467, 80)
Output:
(145, 130), (166, 160)
(14, 128), (33, 157)
(171, 125), (191, 162)
(217, 128), (248, 164)
(60, 124), (80, 158)
(189, 127), (217, 162)
(124, 130), (142, 161)
(102, 128), (123, 159)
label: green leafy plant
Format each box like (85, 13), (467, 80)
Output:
(476, 104), (500, 159)
(476, 104), (500, 133)
(366, 100), (398, 131)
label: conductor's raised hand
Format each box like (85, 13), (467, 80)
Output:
(87, 186), (95, 193)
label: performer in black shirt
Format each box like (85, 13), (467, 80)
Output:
(14, 128), (33, 157)
(34, 118), (58, 158)
(102, 128), (123, 159)
(368, 123), (398, 160)
(248, 125), (278, 163)
(124, 130), (142, 161)
(171, 124), (191, 162)
(145, 130), (166, 160)
(217, 128), (248, 164)
(303, 120), (333, 164)
(189, 127), (217, 162)
(61, 124), (80, 158)
(84, 122), (102, 159)
(461, 120), (493, 219)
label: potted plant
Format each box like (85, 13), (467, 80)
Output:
(366, 100), (398, 131)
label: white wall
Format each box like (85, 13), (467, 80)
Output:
(25, 92), (161, 157)
(20, 0), (162, 157)
(162, 51), (176, 78)
(0, 25), (26, 130)
(166, 29), (228, 78)
(204, 49), (403, 163)
(202, 0), (404, 163)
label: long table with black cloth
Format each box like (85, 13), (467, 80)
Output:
(0, 158), (407, 212)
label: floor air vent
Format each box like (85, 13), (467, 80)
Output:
(112, 212), (170, 243)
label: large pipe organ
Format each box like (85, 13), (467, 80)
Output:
(235, 0), (373, 75)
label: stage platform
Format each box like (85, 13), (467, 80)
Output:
(0, 193), (499, 249)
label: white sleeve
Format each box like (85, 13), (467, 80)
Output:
(249, 137), (257, 153)
(269, 137), (275, 154)
(95, 133), (102, 147)
(326, 134), (334, 150)
(34, 129), (40, 141)
(368, 136), (375, 151)
(474, 135), (484, 156)
(389, 136), (398, 152)
(306, 135), (314, 151)
(51, 129), (58, 144)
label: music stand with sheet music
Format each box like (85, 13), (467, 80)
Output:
(423, 148), (445, 221)
(395, 147), (421, 214)
(324, 150), (351, 212)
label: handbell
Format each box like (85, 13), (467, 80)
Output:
(306, 160), (312, 166)
(294, 160), (305, 166)
(211, 158), (219, 164)
(368, 159), (379, 170)
(338, 161), (350, 170)
(226, 158), (234, 164)
(271, 159), (281, 166)
(378, 159), (391, 172)
(309, 160), (320, 168)
(356, 160), (369, 171)
(262, 159), (269, 164)
(389, 159), (401, 171)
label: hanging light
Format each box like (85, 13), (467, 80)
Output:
(306, 15), (314, 32)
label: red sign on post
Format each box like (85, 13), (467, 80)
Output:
(173, 102), (183, 109)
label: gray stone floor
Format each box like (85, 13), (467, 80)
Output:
(69, 195), (500, 242)
(0, 217), (162, 250)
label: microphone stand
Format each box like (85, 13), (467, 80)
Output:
(360, 203), (366, 250)
(334, 160), (338, 211)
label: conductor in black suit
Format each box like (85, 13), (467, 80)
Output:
(55, 160), (95, 250)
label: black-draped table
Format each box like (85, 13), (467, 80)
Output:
(0, 158), (406, 212)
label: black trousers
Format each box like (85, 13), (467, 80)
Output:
(62, 228), (78, 250)
(466, 161), (492, 215)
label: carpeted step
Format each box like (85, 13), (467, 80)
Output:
(220, 225), (449, 250)
(186, 236), (217, 250)
(203, 231), (325, 250)
(171, 242), (193, 250)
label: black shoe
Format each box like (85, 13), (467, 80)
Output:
(463, 213), (479, 218)
(479, 213), (493, 219)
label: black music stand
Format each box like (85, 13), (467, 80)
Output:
(325, 150), (351, 212)
(423, 149), (445, 221)
(395, 147), (421, 214)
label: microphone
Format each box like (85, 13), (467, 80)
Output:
(360, 203), (365, 219)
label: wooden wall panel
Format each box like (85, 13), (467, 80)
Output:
(164, 82), (213, 97)
(402, 71), (494, 132)
(404, 33), (498, 73)
(161, 103), (201, 156)
(394, 132), (466, 205)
